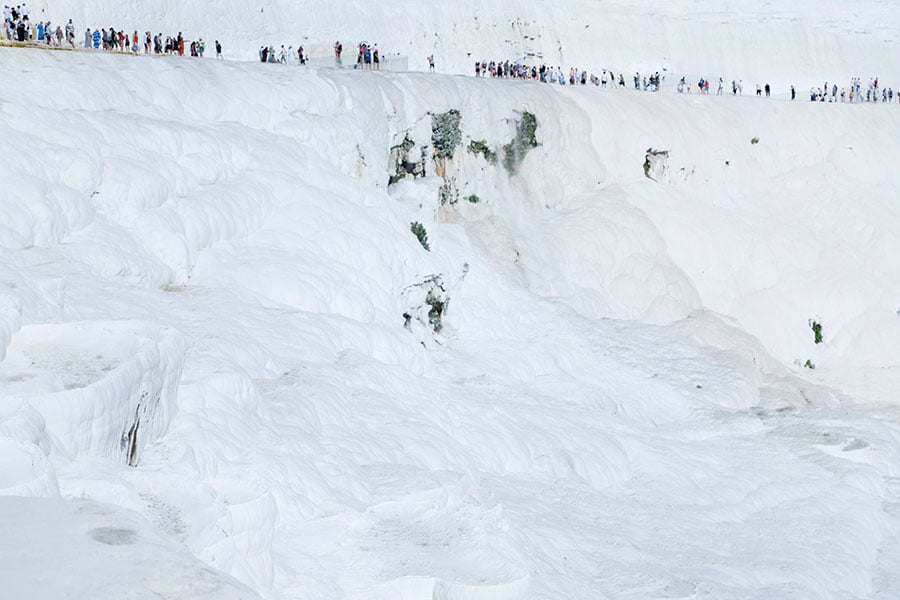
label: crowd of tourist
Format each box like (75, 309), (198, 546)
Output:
(471, 55), (900, 105)
(255, 39), (391, 69)
(3, 4), (222, 59)
(3, 3), (70, 46)
(2, 4), (378, 72)
(258, 44), (300, 64)
(4, 3), (899, 104)
(81, 29), (215, 58)
(808, 78), (895, 103)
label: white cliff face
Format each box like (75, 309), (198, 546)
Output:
(1, 1), (900, 597)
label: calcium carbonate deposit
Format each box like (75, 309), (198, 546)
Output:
(1, 1), (899, 598)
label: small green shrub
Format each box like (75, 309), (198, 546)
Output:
(432, 110), (462, 159)
(751, 137), (760, 145)
(410, 221), (430, 251)
(467, 139), (497, 164)
(426, 291), (445, 332)
(803, 359), (816, 369)
(810, 320), (823, 344)
(439, 182), (456, 205)
(643, 157), (651, 178)
(466, 194), (480, 204)
(502, 111), (539, 175)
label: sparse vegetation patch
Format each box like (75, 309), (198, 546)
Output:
(468, 139), (497, 165)
(502, 111), (539, 175)
(432, 110), (462, 159)
(410, 221), (430, 251)
(810, 320), (823, 344)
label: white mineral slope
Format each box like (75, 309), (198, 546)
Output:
(0, 43), (898, 600)
(0, 496), (261, 599)
(565, 86), (900, 379)
(36, 0), (900, 87)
